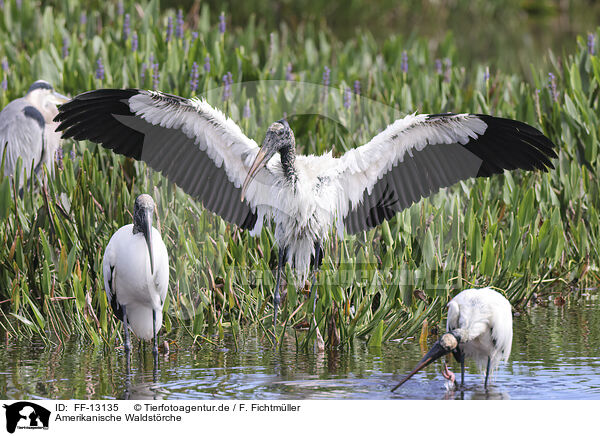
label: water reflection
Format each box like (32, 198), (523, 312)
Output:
(0, 298), (599, 400)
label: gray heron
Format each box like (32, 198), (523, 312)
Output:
(103, 194), (169, 357)
(55, 89), (557, 329)
(392, 287), (513, 391)
(0, 80), (68, 183)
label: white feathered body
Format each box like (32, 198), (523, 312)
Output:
(103, 224), (169, 340)
(260, 153), (342, 282)
(446, 287), (513, 374)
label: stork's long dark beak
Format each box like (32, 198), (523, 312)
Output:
(142, 208), (154, 275)
(391, 340), (452, 392)
(241, 147), (273, 202)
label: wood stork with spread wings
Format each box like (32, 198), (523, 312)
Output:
(0, 80), (69, 183)
(103, 194), (169, 358)
(392, 287), (513, 391)
(55, 89), (557, 328)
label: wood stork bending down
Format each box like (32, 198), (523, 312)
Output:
(391, 287), (513, 391)
(55, 89), (556, 328)
(103, 194), (169, 356)
(0, 80), (69, 182)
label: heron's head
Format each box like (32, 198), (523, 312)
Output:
(25, 80), (69, 122)
(241, 119), (295, 201)
(391, 332), (461, 392)
(133, 194), (156, 274)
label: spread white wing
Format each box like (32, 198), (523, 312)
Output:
(332, 113), (556, 234)
(56, 89), (276, 233)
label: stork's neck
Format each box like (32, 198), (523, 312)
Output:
(280, 144), (297, 183)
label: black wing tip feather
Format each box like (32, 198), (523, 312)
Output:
(467, 114), (558, 176)
(55, 88), (146, 160)
(425, 113), (558, 161)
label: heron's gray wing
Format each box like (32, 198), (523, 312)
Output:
(334, 113), (557, 234)
(56, 89), (275, 231)
(0, 98), (45, 178)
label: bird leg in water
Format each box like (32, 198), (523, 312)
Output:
(452, 348), (465, 386)
(309, 242), (323, 315)
(152, 309), (158, 365)
(484, 356), (491, 389)
(273, 247), (286, 330)
(122, 305), (131, 354)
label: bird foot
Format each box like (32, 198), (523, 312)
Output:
(442, 362), (457, 390)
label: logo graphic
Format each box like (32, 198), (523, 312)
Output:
(2, 402), (50, 433)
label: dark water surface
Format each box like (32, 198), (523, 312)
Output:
(1, 296), (599, 400)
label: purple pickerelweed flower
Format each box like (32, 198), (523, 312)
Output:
(80, 12), (87, 25)
(131, 32), (138, 52)
(192, 31), (198, 41)
(204, 55), (210, 73)
(222, 72), (233, 100)
(1, 78), (6, 91)
(0, 1), (4, 9)
(176, 10), (184, 39)
(95, 58), (104, 80)
(483, 66), (490, 83)
(117, 0), (124, 16)
(588, 33), (596, 56)
(2, 58), (8, 71)
(343, 87), (352, 109)
(15, 0), (21, 9)
(435, 59), (442, 75)
(443, 58), (452, 82)
(55, 146), (63, 170)
(123, 13), (130, 40)
(401, 51), (408, 74)
(62, 36), (69, 59)
(152, 63), (160, 89)
(322, 66), (330, 87)
(219, 12), (226, 34)
(166, 16), (173, 43)
(354, 80), (360, 95)
(548, 72), (558, 102)
(243, 100), (251, 119)
(285, 63), (293, 81)
(70, 148), (76, 161)
(140, 63), (147, 82)
(189, 62), (199, 92)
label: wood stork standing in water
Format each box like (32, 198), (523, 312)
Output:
(0, 80), (69, 183)
(55, 89), (556, 328)
(391, 287), (513, 391)
(103, 194), (169, 358)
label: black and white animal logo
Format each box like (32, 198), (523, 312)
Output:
(2, 402), (51, 433)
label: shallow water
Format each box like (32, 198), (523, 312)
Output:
(1, 296), (599, 400)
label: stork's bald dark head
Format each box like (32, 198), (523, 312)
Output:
(265, 119), (295, 150)
(241, 119), (296, 201)
(439, 332), (460, 352)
